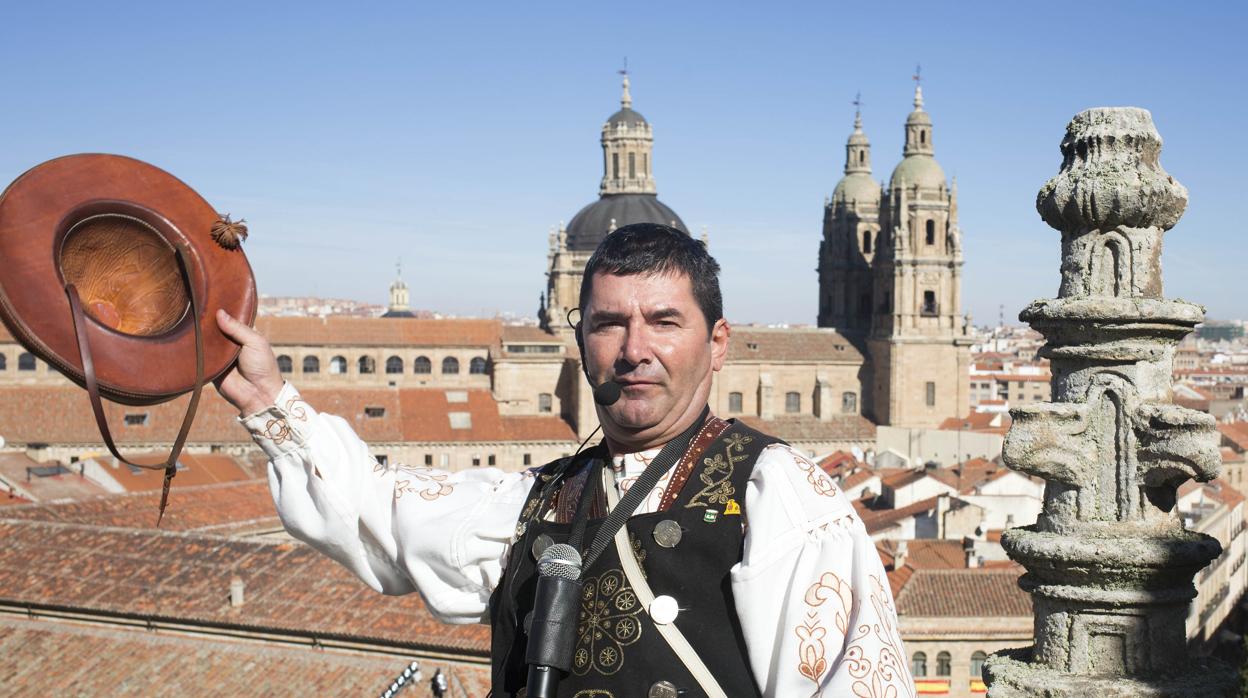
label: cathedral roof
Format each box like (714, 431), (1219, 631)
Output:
(833, 172), (881, 206)
(890, 154), (946, 190)
(564, 194), (687, 252)
(607, 107), (648, 128)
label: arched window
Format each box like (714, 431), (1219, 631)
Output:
(920, 129), (927, 145)
(728, 392), (743, 413)
(936, 651), (951, 676)
(302, 356), (320, 374)
(0, 353), (6, 371)
(785, 391), (800, 413)
(329, 356), (347, 374)
(643, 153), (649, 175)
(925, 219), (936, 245)
(385, 356), (404, 374)
(628, 152), (636, 179)
(276, 355), (292, 373)
(970, 651), (988, 678)
(469, 357), (487, 375)
(842, 392), (858, 414)
(358, 356), (376, 374)
(538, 393), (552, 413)
(442, 357), (460, 374)
(911, 652), (928, 677)
(859, 151), (865, 164)
(862, 229), (872, 253)
(612, 153), (619, 179)
(414, 356), (432, 374)
(18, 352), (36, 371)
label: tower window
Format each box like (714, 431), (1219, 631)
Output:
(925, 219), (936, 245)
(628, 152), (636, 179)
(643, 153), (649, 176)
(926, 382), (937, 407)
(303, 356), (320, 374)
(612, 153), (619, 179)
(922, 291), (938, 316)
(277, 355), (293, 373)
(862, 230), (872, 253)
(729, 392), (743, 413)
(859, 151), (865, 164)
(920, 130), (927, 145)
(785, 392), (800, 413)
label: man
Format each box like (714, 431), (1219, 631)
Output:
(217, 224), (913, 696)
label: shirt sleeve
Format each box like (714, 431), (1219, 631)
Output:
(731, 444), (915, 697)
(241, 382), (532, 624)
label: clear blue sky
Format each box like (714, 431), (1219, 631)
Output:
(2, 1), (1244, 326)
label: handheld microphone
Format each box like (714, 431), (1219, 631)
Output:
(593, 380), (622, 406)
(526, 543), (584, 698)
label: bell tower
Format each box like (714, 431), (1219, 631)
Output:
(868, 82), (972, 427)
(599, 72), (656, 196)
(819, 98), (881, 334)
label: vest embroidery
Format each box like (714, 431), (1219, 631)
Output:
(574, 569), (643, 676)
(685, 432), (753, 509)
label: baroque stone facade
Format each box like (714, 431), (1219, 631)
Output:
(984, 108), (1235, 695)
(819, 87), (972, 428)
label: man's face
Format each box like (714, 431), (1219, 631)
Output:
(582, 270), (728, 451)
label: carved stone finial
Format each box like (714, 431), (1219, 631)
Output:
(985, 108), (1233, 696)
(1037, 108), (1187, 235)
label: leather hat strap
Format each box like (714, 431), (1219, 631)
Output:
(64, 241), (206, 525)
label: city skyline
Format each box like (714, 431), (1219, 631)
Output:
(0, 1), (1243, 325)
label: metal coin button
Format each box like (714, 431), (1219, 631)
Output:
(653, 520), (682, 548)
(649, 594), (679, 625)
(531, 533), (554, 560)
(648, 681), (679, 698)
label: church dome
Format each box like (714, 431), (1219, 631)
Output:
(607, 107), (648, 128)
(833, 172), (880, 206)
(565, 194), (686, 252)
(890, 155), (946, 190)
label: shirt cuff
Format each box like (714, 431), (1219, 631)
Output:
(239, 382), (320, 459)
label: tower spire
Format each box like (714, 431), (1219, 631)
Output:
(912, 64), (924, 110)
(619, 60), (631, 109)
(853, 91), (863, 131)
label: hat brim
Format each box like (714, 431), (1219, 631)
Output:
(0, 154), (257, 405)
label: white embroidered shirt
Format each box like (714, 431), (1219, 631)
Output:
(244, 382), (915, 697)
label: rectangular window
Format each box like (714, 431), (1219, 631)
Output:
(364, 407), (385, 418)
(488, 454), (496, 466)
(612, 153), (619, 179)
(842, 392), (858, 414)
(926, 382), (936, 407)
(375, 455), (388, 466)
(124, 413), (148, 426)
(629, 152), (636, 178)
(523, 453), (532, 466)
(728, 392), (743, 413)
(439, 453), (449, 467)
(922, 291), (938, 316)
(472, 455), (481, 467)
(538, 393), (553, 413)
(785, 391), (800, 414)
(424, 454), (433, 466)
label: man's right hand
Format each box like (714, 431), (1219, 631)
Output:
(214, 309), (285, 416)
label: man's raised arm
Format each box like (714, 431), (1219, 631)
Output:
(214, 310), (531, 624)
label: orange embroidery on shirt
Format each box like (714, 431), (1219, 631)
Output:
(842, 575), (914, 698)
(797, 571), (853, 687)
(796, 454), (839, 498)
(283, 396), (309, 422)
(390, 464), (454, 501)
(262, 418), (291, 445)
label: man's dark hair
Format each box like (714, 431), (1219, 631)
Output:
(579, 223), (723, 333)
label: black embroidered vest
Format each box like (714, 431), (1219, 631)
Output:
(489, 420), (779, 697)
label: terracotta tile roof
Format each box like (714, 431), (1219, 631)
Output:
(0, 519), (491, 655)
(726, 327), (864, 363)
(1, 480), (280, 534)
(0, 385), (576, 447)
(876, 539), (967, 570)
(854, 495), (943, 535)
(1219, 423), (1248, 452)
(894, 568), (1031, 617)
(255, 316), (503, 349)
(501, 324), (561, 343)
(841, 469), (879, 491)
(938, 412), (1012, 435)
(95, 453), (254, 491)
(737, 415), (876, 442)
(0, 615), (489, 696)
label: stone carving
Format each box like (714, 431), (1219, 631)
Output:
(984, 108), (1235, 695)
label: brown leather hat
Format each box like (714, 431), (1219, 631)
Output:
(0, 153), (256, 404)
(0, 154), (257, 521)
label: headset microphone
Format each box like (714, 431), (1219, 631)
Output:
(592, 380), (622, 406)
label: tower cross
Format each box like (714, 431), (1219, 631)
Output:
(912, 64), (921, 88)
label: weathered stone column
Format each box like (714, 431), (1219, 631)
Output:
(984, 108), (1236, 696)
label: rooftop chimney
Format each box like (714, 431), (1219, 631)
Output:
(894, 540), (909, 568)
(229, 576), (245, 608)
